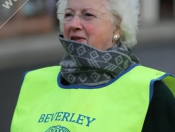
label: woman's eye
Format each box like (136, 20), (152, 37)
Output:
(65, 13), (73, 18)
(83, 13), (96, 20)
(84, 13), (95, 17)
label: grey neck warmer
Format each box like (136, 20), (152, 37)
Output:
(58, 35), (140, 86)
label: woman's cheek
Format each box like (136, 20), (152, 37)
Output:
(63, 25), (69, 39)
(84, 24), (97, 35)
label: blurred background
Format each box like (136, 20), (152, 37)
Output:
(0, 0), (175, 131)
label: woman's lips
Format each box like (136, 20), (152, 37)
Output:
(70, 36), (86, 43)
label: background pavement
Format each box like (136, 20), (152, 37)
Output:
(0, 22), (175, 131)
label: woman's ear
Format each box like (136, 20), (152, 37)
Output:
(114, 26), (121, 37)
(113, 27), (121, 42)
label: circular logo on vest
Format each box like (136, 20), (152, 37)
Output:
(45, 125), (70, 132)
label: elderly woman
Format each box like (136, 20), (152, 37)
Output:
(11, 0), (175, 131)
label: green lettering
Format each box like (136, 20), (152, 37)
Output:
(55, 112), (63, 121)
(86, 116), (96, 127)
(75, 114), (86, 125)
(61, 112), (70, 121)
(38, 114), (45, 123)
(69, 113), (76, 123)
(44, 114), (53, 123)
(50, 113), (57, 121)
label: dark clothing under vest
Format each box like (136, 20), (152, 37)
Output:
(142, 81), (175, 132)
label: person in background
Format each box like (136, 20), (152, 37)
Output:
(11, 0), (175, 131)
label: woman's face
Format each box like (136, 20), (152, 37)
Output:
(63, 0), (118, 50)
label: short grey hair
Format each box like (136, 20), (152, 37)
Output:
(56, 0), (140, 47)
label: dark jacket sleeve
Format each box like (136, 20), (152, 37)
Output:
(142, 81), (175, 132)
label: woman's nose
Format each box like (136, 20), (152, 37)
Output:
(69, 15), (83, 30)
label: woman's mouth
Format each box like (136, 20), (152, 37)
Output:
(70, 36), (86, 43)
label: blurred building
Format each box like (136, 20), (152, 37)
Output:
(0, 0), (174, 38)
(141, 0), (175, 24)
(0, 0), (57, 38)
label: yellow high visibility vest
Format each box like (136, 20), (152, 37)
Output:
(11, 65), (175, 132)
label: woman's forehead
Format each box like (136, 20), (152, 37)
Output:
(66, 0), (106, 10)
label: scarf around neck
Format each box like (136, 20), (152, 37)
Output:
(58, 35), (140, 86)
